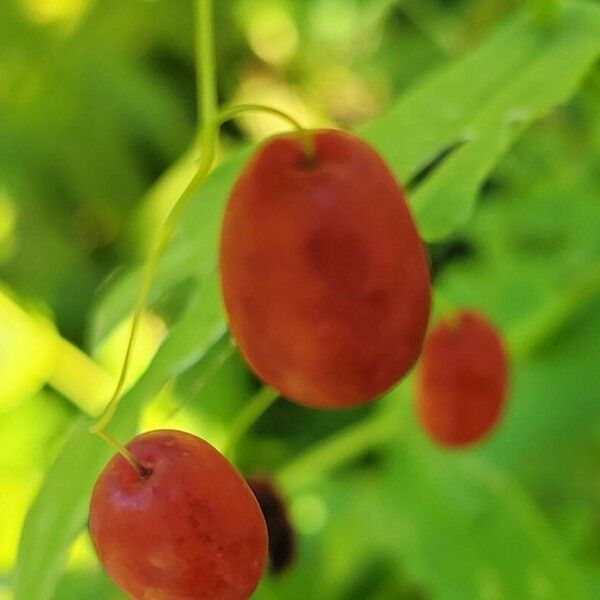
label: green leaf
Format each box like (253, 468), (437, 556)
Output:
(54, 567), (125, 600)
(386, 406), (586, 599)
(25, 2), (600, 597)
(90, 154), (249, 347)
(363, 0), (600, 240)
(13, 275), (227, 600)
(483, 291), (600, 474)
(434, 133), (600, 468)
(92, 1), (600, 345)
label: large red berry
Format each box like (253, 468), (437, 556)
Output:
(220, 129), (431, 409)
(89, 430), (268, 600)
(416, 310), (509, 447)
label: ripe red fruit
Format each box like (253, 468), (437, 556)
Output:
(220, 129), (431, 409)
(89, 430), (268, 600)
(416, 310), (509, 447)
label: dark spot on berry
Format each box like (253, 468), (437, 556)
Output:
(139, 465), (154, 480)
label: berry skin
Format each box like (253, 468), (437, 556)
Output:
(89, 430), (268, 600)
(220, 129), (431, 409)
(416, 311), (509, 448)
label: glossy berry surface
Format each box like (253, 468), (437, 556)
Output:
(416, 310), (509, 447)
(220, 129), (431, 409)
(89, 430), (268, 600)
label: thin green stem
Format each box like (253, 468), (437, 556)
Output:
(0, 287), (114, 416)
(506, 261), (600, 360)
(223, 386), (279, 458)
(432, 289), (457, 320)
(96, 429), (152, 480)
(196, 0), (217, 136)
(276, 409), (396, 494)
(90, 0), (219, 435)
(218, 103), (316, 163)
(90, 148), (214, 435)
(166, 334), (235, 420)
(196, 0), (218, 158)
(49, 337), (115, 417)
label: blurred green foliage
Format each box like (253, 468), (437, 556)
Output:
(1, 0), (600, 599)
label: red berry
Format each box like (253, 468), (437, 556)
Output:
(89, 430), (268, 600)
(220, 129), (431, 409)
(416, 310), (509, 448)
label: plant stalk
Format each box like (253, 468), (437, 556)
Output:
(90, 0), (219, 435)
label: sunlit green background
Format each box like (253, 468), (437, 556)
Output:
(1, 0), (600, 598)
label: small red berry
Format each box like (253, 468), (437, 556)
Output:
(220, 129), (431, 409)
(416, 310), (509, 447)
(89, 430), (268, 600)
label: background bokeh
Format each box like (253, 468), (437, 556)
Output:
(1, 0), (600, 598)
